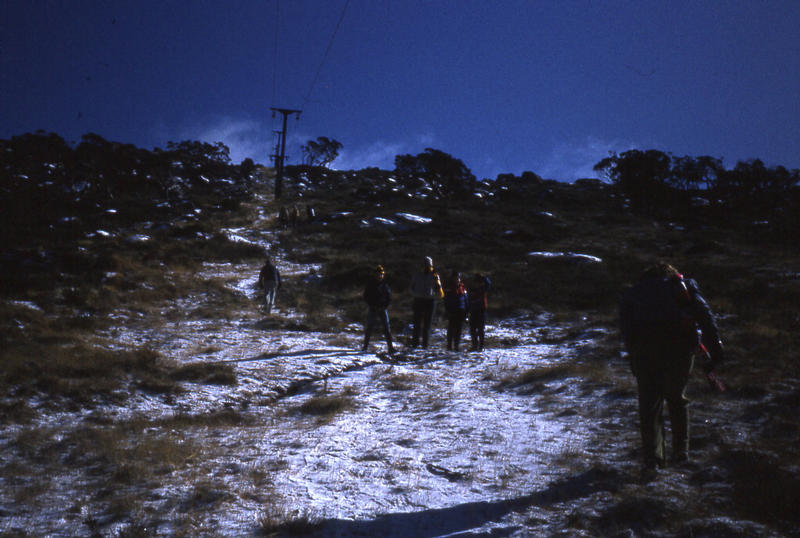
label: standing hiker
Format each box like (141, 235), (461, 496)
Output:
(257, 256), (281, 314)
(444, 271), (468, 351)
(619, 262), (724, 473)
(409, 256), (444, 349)
(467, 273), (492, 351)
(278, 206), (289, 229)
(362, 265), (394, 354)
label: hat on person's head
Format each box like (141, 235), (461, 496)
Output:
(376, 264), (385, 274)
(424, 256), (433, 268)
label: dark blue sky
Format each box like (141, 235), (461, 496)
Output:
(2, 1), (799, 181)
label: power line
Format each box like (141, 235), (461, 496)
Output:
(271, 0), (279, 105)
(302, 0), (351, 109)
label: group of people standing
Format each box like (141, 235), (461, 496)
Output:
(261, 253), (727, 476)
(363, 256), (491, 354)
(278, 204), (315, 228)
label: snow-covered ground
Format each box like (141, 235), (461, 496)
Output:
(1, 200), (616, 537)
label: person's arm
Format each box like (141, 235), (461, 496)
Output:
(686, 279), (723, 364)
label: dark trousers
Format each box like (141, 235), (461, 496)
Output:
(629, 336), (694, 467)
(364, 307), (392, 350)
(412, 298), (435, 348)
(469, 308), (486, 350)
(447, 313), (465, 350)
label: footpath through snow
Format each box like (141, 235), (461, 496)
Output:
(0, 194), (645, 536)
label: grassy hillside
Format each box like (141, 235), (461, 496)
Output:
(2, 148), (799, 535)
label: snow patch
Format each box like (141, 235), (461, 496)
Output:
(528, 251), (603, 263)
(394, 212), (432, 225)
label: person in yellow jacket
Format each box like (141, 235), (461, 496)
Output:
(409, 256), (443, 349)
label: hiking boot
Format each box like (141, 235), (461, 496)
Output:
(671, 452), (689, 466)
(639, 465), (659, 483)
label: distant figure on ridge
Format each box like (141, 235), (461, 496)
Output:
(257, 256), (281, 314)
(278, 206), (289, 229)
(444, 271), (468, 351)
(467, 273), (492, 351)
(362, 265), (394, 354)
(619, 262), (725, 475)
(409, 256), (444, 349)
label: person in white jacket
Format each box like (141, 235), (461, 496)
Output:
(409, 256), (443, 349)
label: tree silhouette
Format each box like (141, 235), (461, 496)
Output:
(394, 148), (476, 204)
(593, 149), (671, 213)
(301, 137), (342, 167)
(670, 155), (723, 191)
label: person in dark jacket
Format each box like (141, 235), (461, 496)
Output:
(409, 256), (443, 349)
(257, 257), (281, 313)
(444, 271), (469, 351)
(620, 262), (724, 473)
(362, 265), (394, 353)
(467, 273), (491, 351)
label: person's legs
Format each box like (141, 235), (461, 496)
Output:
(264, 281), (277, 313)
(632, 354), (666, 468)
(475, 309), (486, 350)
(421, 300), (434, 348)
(379, 309), (394, 352)
(452, 315), (463, 350)
(665, 353), (694, 461)
(469, 315), (478, 350)
(412, 299), (424, 347)
(446, 315), (456, 350)
(363, 307), (377, 351)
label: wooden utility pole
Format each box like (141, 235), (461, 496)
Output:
(270, 107), (301, 199)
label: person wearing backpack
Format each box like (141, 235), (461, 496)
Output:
(467, 273), (492, 351)
(409, 256), (444, 349)
(444, 271), (469, 351)
(257, 256), (281, 314)
(620, 262), (724, 474)
(362, 265), (394, 354)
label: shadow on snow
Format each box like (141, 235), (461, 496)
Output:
(301, 466), (625, 537)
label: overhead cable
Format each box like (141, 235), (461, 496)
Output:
(302, 0), (351, 109)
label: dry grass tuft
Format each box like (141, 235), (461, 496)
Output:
(383, 372), (421, 391)
(257, 506), (322, 536)
(298, 388), (357, 419)
(169, 361), (238, 385)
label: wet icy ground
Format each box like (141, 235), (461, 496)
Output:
(0, 196), (631, 536)
(104, 261), (616, 535)
(4, 198), (784, 537)
(1, 270), (617, 535)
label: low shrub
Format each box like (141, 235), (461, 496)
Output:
(298, 389), (357, 419)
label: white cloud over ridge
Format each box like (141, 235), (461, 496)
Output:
(194, 117), (272, 165)
(333, 141), (406, 171)
(179, 119), (646, 184)
(332, 134), (438, 171)
(537, 137), (641, 182)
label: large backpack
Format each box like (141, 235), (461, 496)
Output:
(620, 274), (698, 349)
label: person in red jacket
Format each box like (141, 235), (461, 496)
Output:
(444, 271), (469, 351)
